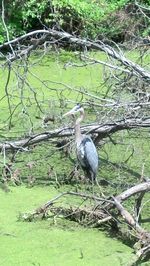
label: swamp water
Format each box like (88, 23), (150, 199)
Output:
(0, 51), (149, 265)
(0, 186), (134, 266)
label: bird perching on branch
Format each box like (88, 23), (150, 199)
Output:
(63, 104), (99, 182)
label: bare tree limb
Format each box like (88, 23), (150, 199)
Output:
(1, 29), (150, 82)
(116, 182), (150, 202)
(1, 116), (150, 151)
(20, 181), (150, 262)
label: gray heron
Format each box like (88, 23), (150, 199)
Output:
(63, 104), (99, 182)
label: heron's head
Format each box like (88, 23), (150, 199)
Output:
(63, 104), (84, 117)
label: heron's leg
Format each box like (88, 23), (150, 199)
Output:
(84, 174), (96, 194)
(90, 175), (103, 197)
(95, 178), (106, 197)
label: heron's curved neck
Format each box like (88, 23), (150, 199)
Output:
(75, 111), (84, 146)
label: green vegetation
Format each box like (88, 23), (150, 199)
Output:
(1, 0), (150, 43)
(0, 187), (134, 266)
(0, 0), (150, 259)
(0, 46), (150, 264)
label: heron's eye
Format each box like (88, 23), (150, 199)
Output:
(76, 103), (82, 109)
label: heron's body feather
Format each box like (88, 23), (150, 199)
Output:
(77, 136), (98, 181)
(63, 104), (99, 182)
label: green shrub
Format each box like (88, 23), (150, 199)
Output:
(0, 0), (149, 44)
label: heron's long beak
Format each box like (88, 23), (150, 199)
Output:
(62, 111), (73, 117)
(62, 108), (76, 117)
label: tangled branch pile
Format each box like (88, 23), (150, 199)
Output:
(21, 182), (150, 264)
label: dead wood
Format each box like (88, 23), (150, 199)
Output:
(116, 181), (150, 202)
(1, 117), (150, 151)
(48, 206), (107, 226)
(20, 181), (150, 262)
(134, 191), (145, 224)
(1, 29), (150, 82)
(112, 196), (150, 264)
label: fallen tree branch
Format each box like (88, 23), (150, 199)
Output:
(116, 181), (150, 202)
(20, 191), (110, 223)
(112, 196), (150, 264)
(1, 29), (150, 82)
(0, 30), (49, 50)
(20, 181), (150, 263)
(1, 117), (150, 151)
(134, 191), (146, 224)
(112, 196), (136, 227)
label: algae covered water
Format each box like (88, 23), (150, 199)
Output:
(0, 186), (134, 266)
(0, 50), (150, 266)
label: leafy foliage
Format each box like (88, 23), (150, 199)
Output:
(0, 0), (150, 43)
